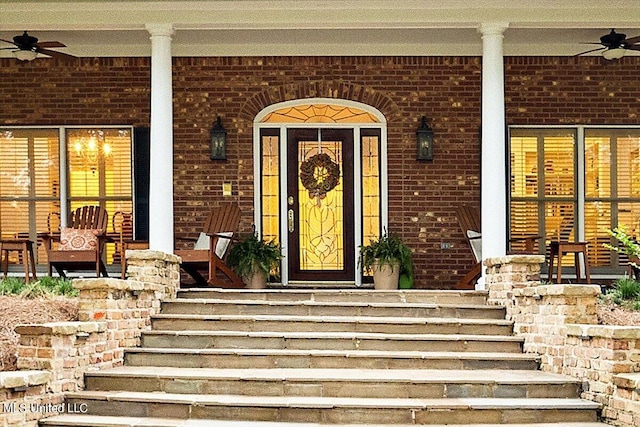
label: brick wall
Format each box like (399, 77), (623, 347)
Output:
(2, 55), (639, 288)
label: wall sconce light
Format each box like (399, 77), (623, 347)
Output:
(416, 116), (434, 161)
(210, 116), (227, 160)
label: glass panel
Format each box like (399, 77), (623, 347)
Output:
(543, 135), (575, 197)
(584, 202), (612, 267)
(362, 133), (380, 245)
(617, 202), (640, 267)
(67, 128), (133, 265)
(67, 128), (132, 199)
(298, 139), (344, 270)
(261, 134), (280, 243)
(510, 135), (538, 197)
(617, 134), (640, 198)
(510, 201), (539, 253)
(0, 129), (60, 264)
(262, 103), (380, 124)
(585, 134), (611, 198)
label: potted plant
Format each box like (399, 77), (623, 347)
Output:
(359, 231), (414, 290)
(227, 232), (282, 289)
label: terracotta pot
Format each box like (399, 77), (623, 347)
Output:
(372, 260), (400, 290)
(244, 271), (268, 289)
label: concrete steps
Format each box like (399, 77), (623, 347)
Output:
(40, 288), (603, 426)
(41, 418), (610, 427)
(159, 299), (507, 320)
(176, 289), (490, 305)
(140, 330), (525, 353)
(84, 367), (582, 398)
(150, 314), (514, 335)
(124, 348), (541, 370)
(58, 392), (601, 424)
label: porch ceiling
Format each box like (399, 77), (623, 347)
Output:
(1, 0), (640, 58)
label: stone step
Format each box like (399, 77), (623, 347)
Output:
(63, 391), (601, 424)
(160, 299), (506, 320)
(84, 367), (581, 399)
(176, 289), (489, 305)
(40, 415), (611, 427)
(124, 348), (540, 370)
(140, 330), (525, 353)
(150, 314), (514, 335)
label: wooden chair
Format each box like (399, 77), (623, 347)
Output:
(175, 202), (244, 288)
(455, 205), (540, 289)
(41, 205), (109, 278)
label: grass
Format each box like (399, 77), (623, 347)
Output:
(599, 277), (640, 310)
(0, 276), (78, 298)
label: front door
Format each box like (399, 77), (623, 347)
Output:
(287, 128), (355, 282)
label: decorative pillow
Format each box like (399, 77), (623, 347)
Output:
(466, 230), (482, 262)
(59, 227), (101, 251)
(193, 231), (233, 258)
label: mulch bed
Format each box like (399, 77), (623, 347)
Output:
(0, 296), (78, 371)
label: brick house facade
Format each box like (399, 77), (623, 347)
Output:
(1, 55), (639, 288)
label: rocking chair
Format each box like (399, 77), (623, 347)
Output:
(42, 205), (110, 278)
(455, 205), (540, 289)
(175, 202), (244, 288)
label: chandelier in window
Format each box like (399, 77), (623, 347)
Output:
(70, 130), (112, 171)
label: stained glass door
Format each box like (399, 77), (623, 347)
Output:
(287, 128), (355, 281)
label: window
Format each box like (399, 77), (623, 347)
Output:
(509, 127), (640, 272)
(0, 127), (133, 266)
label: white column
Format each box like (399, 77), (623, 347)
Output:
(478, 22), (509, 288)
(146, 23), (175, 253)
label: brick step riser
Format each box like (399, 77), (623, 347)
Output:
(84, 376), (581, 399)
(177, 291), (489, 305)
(160, 303), (506, 320)
(62, 398), (599, 425)
(150, 319), (513, 336)
(124, 352), (540, 370)
(140, 335), (524, 353)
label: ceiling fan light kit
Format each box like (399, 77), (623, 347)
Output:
(13, 49), (37, 61)
(1, 31), (75, 61)
(576, 29), (640, 60)
(602, 48), (626, 60)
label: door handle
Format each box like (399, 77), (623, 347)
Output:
(288, 209), (295, 233)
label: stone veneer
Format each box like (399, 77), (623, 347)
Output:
(2, 250), (180, 427)
(485, 255), (640, 426)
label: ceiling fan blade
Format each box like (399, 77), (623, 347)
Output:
(574, 47), (606, 56)
(0, 38), (17, 46)
(37, 48), (76, 60)
(36, 41), (65, 48)
(627, 45), (640, 51)
(624, 35), (640, 45)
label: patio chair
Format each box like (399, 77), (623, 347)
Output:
(42, 205), (110, 278)
(175, 202), (244, 288)
(454, 205), (540, 289)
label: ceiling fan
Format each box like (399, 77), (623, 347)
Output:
(0, 31), (76, 61)
(575, 29), (640, 60)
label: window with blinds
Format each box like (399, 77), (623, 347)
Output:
(509, 129), (576, 258)
(585, 129), (640, 268)
(0, 127), (133, 267)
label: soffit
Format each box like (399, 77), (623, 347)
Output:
(1, 0), (640, 57)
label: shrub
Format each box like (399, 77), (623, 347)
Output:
(0, 277), (77, 298)
(612, 277), (640, 301)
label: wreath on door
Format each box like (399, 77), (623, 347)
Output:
(299, 153), (341, 200)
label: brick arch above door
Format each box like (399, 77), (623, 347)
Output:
(238, 80), (400, 123)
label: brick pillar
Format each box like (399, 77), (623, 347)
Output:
(483, 254), (546, 312)
(125, 249), (181, 298)
(15, 322), (109, 393)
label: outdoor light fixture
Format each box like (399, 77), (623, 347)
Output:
(13, 49), (37, 62)
(602, 48), (625, 60)
(210, 116), (227, 160)
(416, 116), (434, 161)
